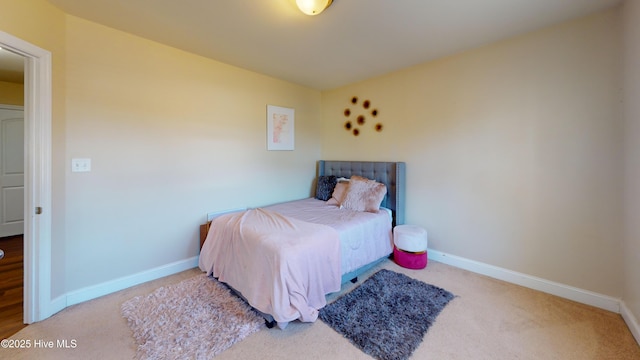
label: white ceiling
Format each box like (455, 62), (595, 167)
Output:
(7, 0), (624, 89)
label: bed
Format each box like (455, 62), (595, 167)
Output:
(198, 160), (406, 328)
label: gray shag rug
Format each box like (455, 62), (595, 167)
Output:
(121, 274), (264, 360)
(319, 269), (455, 360)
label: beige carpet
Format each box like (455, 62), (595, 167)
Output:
(4, 260), (640, 360)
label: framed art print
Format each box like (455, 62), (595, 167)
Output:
(267, 105), (294, 151)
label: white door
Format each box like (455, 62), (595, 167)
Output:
(0, 106), (24, 237)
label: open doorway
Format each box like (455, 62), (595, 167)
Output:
(0, 29), (52, 328)
(0, 100), (26, 338)
(0, 47), (26, 338)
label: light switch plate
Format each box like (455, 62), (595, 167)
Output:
(71, 158), (91, 172)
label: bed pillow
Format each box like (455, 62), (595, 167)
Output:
(327, 182), (349, 206)
(315, 175), (337, 201)
(340, 175), (387, 213)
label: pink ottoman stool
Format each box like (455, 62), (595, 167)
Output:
(393, 225), (428, 269)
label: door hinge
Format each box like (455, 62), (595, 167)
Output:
(35, 207), (42, 215)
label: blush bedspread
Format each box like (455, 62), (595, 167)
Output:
(198, 207), (341, 326)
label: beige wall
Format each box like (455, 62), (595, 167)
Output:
(623, 0), (640, 321)
(62, 16), (322, 292)
(322, 9), (623, 297)
(0, 81), (24, 105)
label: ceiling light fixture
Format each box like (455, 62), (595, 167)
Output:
(296, 0), (333, 16)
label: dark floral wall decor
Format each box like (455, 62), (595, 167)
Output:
(343, 96), (383, 136)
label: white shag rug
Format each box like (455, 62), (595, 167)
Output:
(121, 274), (264, 360)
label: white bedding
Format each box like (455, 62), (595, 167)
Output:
(265, 198), (393, 276)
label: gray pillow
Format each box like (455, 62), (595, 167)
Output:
(315, 175), (337, 201)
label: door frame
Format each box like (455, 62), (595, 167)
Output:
(0, 30), (52, 323)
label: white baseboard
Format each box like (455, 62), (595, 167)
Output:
(621, 301), (640, 345)
(428, 249), (621, 313)
(48, 295), (67, 320)
(50, 256), (199, 312)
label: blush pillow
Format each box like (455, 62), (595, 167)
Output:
(340, 175), (387, 213)
(327, 182), (349, 206)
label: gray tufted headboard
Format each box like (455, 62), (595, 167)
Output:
(318, 160), (406, 226)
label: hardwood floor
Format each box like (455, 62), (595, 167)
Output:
(0, 235), (26, 339)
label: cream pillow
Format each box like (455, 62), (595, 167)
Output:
(340, 175), (387, 213)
